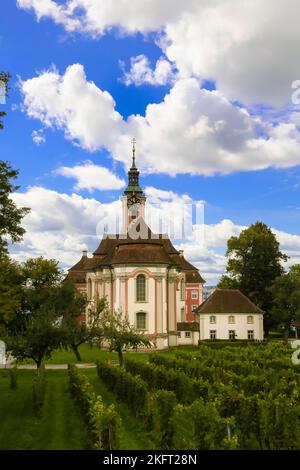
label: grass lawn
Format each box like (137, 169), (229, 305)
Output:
(12, 342), (274, 367)
(0, 366), (156, 450)
(14, 343), (154, 366)
(83, 368), (156, 450)
(0, 369), (88, 450)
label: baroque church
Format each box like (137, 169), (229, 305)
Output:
(67, 143), (264, 346)
(67, 142), (205, 349)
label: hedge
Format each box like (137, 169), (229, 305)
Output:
(97, 361), (149, 418)
(68, 364), (120, 449)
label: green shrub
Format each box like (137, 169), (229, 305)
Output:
(68, 364), (120, 449)
(150, 390), (177, 449)
(97, 361), (149, 418)
(171, 399), (238, 450)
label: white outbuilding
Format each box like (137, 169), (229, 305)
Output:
(196, 288), (264, 341)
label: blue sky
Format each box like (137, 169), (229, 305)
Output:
(1, 1), (300, 283)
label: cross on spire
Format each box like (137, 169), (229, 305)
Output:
(131, 137), (136, 168)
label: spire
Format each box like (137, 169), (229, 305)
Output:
(131, 137), (137, 169)
(124, 138), (144, 195)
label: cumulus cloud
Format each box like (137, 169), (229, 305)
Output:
(21, 64), (125, 152)
(17, 0), (82, 31)
(32, 129), (46, 145)
(21, 65), (300, 176)
(18, 0), (300, 105)
(55, 161), (125, 191)
(11, 186), (122, 265)
(10, 185), (300, 283)
(120, 55), (175, 87)
(17, 0), (194, 35)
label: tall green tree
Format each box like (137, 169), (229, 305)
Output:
(6, 257), (65, 368)
(0, 256), (23, 333)
(269, 265), (300, 339)
(99, 310), (151, 366)
(218, 222), (288, 334)
(0, 161), (30, 257)
(0, 72), (11, 130)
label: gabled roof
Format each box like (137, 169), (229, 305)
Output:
(195, 288), (263, 314)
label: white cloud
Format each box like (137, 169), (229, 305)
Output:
(18, 0), (300, 106)
(17, 0), (194, 35)
(55, 161), (125, 191)
(145, 186), (191, 203)
(11, 185), (300, 283)
(11, 186), (122, 265)
(120, 55), (175, 87)
(32, 129), (46, 145)
(21, 63), (125, 152)
(17, 0), (82, 31)
(21, 65), (300, 176)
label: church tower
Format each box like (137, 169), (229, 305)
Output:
(121, 139), (146, 232)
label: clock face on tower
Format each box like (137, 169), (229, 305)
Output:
(127, 194), (141, 208)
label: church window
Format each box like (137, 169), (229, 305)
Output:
(136, 274), (146, 302)
(136, 311), (146, 330)
(247, 315), (254, 324)
(180, 279), (185, 301)
(87, 279), (92, 300)
(191, 290), (198, 299)
(210, 315), (216, 324)
(228, 315), (235, 324)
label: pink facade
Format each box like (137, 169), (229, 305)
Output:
(185, 283), (204, 322)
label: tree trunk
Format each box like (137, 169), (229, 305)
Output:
(117, 347), (123, 366)
(36, 358), (42, 370)
(71, 344), (82, 362)
(283, 325), (290, 343)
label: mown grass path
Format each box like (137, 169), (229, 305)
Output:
(0, 370), (87, 450)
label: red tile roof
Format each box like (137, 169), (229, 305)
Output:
(67, 220), (205, 283)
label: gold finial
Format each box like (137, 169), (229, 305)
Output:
(131, 137), (136, 167)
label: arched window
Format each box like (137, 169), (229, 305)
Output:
(136, 274), (146, 302)
(136, 311), (146, 330)
(247, 315), (254, 324)
(228, 315), (235, 324)
(180, 279), (185, 301)
(210, 315), (216, 324)
(87, 279), (92, 300)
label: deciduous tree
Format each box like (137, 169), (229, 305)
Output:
(269, 265), (300, 339)
(218, 221), (288, 334)
(6, 257), (64, 368)
(0, 161), (30, 257)
(99, 311), (150, 366)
